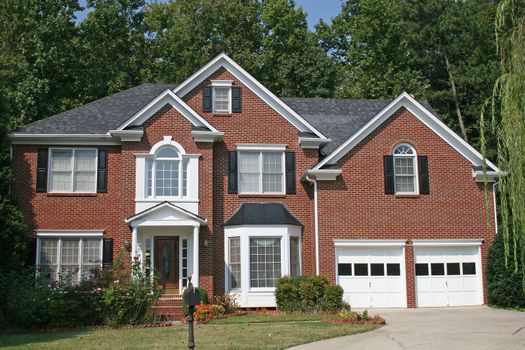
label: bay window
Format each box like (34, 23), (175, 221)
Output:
(49, 149), (97, 193)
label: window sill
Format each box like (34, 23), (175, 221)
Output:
(47, 192), (97, 197)
(394, 194), (420, 198)
(212, 113), (232, 117)
(238, 194), (287, 198)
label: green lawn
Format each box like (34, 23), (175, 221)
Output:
(0, 315), (380, 350)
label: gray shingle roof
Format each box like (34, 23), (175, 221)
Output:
(224, 202), (303, 227)
(11, 83), (436, 159)
(12, 83), (177, 135)
(283, 97), (436, 156)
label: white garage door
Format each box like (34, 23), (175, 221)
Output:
(336, 246), (406, 308)
(415, 246), (483, 307)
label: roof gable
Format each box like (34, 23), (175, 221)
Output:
(125, 201), (207, 226)
(173, 53), (328, 140)
(313, 92), (499, 172)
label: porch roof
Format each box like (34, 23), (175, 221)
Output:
(223, 202), (303, 227)
(125, 201), (207, 226)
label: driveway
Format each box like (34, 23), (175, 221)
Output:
(289, 306), (525, 350)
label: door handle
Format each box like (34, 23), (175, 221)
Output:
(369, 281), (371, 288)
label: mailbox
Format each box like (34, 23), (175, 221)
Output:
(184, 288), (201, 306)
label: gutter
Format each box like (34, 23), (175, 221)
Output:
(305, 175), (320, 275)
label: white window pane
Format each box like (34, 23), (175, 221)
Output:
(263, 153), (282, 173)
(250, 238), (281, 288)
(82, 239), (101, 280)
(394, 145), (414, 154)
(50, 171), (72, 192)
(240, 173), (260, 193)
(51, 150), (72, 171)
(182, 159), (189, 197)
(155, 160), (179, 196)
(60, 239), (79, 281)
(239, 152), (259, 173)
(40, 239), (58, 283)
(214, 87), (230, 112)
(74, 172), (96, 192)
(157, 147), (179, 158)
(146, 159), (153, 197)
(74, 150), (96, 171)
(395, 157), (414, 175)
(263, 174), (282, 193)
(229, 237), (241, 289)
(290, 237), (300, 277)
(395, 176), (416, 192)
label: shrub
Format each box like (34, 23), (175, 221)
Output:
(214, 293), (239, 314)
(322, 284), (344, 311)
(193, 304), (225, 323)
(275, 275), (342, 312)
(487, 232), (525, 308)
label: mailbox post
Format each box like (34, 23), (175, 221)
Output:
(183, 276), (201, 350)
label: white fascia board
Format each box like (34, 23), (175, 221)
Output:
(236, 144), (287, 151)
(472, 170), (504, 182)
(412, 239), (483, 247)
(304, 169), (341, 181)
(191, 130), (224, 143)
(313, 92), (500, 172)
(334, 239), (406, 247)
(109, 129), (144, 142)
(9, 133), (120, 145)
(211, 80), (233, 87)
(299, 136), (331, 149)
(125, 202), (207, 225)
(116, 89), (221, 133)
(35, 230), (104, 237)
(173, 53), (327, 139)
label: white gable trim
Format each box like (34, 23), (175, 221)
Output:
(116, 89), (220, 133)
(125, 201), (207, 226)
(313, 92), (500, 172)
(173, 53), (328, 140)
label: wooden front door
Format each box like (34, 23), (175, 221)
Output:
(155, 238), (179, 293)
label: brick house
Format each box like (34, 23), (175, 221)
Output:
(9, 54), (501, 311)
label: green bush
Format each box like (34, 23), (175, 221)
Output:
(275, 275), (342, 312)
(487, 232), (525, 308)
(322, 284), (344, 311)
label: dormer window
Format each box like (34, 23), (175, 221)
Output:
(146, 145), (189, 198)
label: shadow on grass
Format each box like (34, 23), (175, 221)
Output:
(0, 329), (93, 348)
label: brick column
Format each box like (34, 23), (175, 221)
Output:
(405, 240), (416, 308)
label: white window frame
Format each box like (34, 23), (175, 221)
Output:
(48, 148), (98, 193)
(228, 237), (242, 290)
(211, 80), (233, 114)
(393, 143), (419, 195)
(289, 236), (301, 277)
(145, 146), (189, 199)
(237, 145), (287, 195)
(35, 231), (103, 284)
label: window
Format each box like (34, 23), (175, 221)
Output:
(354, 263), (368, 276)
(49, 149), (97, 193)
(38, 236), (102, 284)
(289, 237), (300, 277)
(250, 237), (281, 288)
(181, 239), (188, 288)
(146, 146), (188, 198)
(338, 263), (352, 276)
(393, 144), (417, 194)
(239, 151), (284, 194)
(462, 262), (476, 275)
(213, 87), (231, 113)
(229, 238), (241, 289)
(447, 263), (461, 275)
(431, 263), (445, 276)
(415, 263), (429, 276)
(370, 263), (385, 276)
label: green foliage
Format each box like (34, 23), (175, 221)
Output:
(275, 275), (343, 312)
(182, 287), (209, 316)
(214, 293), (239, 315)
(487, 232), (525, 308)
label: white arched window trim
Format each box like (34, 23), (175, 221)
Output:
(393, 143), (419, 195)
(146, 137), (190, 199)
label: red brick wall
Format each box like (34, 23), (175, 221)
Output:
(316, 108), (496, 306)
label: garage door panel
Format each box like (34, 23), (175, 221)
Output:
(415, 246), (482, 307)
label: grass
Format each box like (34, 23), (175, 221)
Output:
(0, 314), (380, 350)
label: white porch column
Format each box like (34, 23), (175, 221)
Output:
(193, 225), (199, 287)
(131, 226), (138, 260)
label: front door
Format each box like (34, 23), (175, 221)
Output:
(155, 238), (179, 293)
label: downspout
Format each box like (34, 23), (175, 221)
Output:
(305, 174), (320, 275)
(492, 180), (499, 235)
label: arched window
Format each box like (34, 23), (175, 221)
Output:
(146, 146), (189, 198)
(393, 144), (418, 194)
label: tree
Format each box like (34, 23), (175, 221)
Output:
(144, 0), (263, 83)
(316, 0), (428, 100)
(482, 0), (525, 285)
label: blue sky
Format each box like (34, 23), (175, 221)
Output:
(75, 0), (343, 30)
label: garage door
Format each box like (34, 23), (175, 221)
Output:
(415, 246), (482, 307)
(336, 246), (406, 308)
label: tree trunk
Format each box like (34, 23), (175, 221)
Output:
(444, 53), (469, 142)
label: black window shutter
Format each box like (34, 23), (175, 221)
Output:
(232, 87), (242, 113)
(285, 152), (296, 194)
(97, 149), (108, 193)
(384, 155), (395, 195)
(228, 151), (238, 194)
(102, 238), (113, 268)
(36, 148), (48, 193)
(418, 155), (430, 195)
(203, 87), (212, 112)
